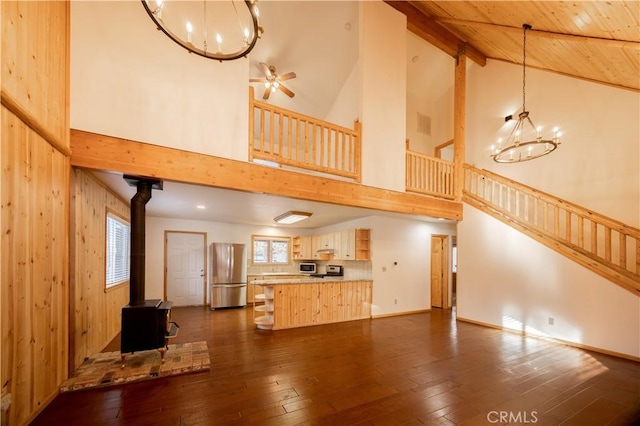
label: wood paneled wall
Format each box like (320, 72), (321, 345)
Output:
(1, 2), (70, 425)
(70, 169), (130, 370)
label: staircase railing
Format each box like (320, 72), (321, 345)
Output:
(405, 143), (455, 200)
(249, 87), (361, 181)
(464, 164), (640, 295)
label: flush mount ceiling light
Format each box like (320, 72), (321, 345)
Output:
(141, 0), (263, 61)
(490, 24), (561, 163)
(273, 211), (312, 225)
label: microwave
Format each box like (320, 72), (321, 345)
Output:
(299, 262), (317, 274)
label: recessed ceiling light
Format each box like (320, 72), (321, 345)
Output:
(196, 205), (206, 209)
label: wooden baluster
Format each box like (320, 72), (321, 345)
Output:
(278, 113), (284, 157)
(590, 221), (597, 255)
(259, 108), (265, 152)
(636, 238), (640, 274)
(604, 227), (612, 262)
(320, 126), (326, 168)
(619, 233), (626, 269)
(287, 115), (293, 161)
(577, 216), (584, 249)
(553, 205), (560, 236)
(340, 132), (347, 171)
(304, 120), (309, 163)
(269, 110), (275, 155)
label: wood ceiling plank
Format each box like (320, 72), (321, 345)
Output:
(411, 1), (639, 91)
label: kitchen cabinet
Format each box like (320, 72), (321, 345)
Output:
(355, 228), (371, 261)
(293, 228), (371, 261)
(254, 286), (275, 330)
(292, 236), (314, 260)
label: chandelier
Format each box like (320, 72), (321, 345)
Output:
(491, 24), (561, 163)
(141, 0), (263, 61)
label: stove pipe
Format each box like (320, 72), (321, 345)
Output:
(124, 175), (163, 306)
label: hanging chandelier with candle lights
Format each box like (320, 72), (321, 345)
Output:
(491, 24), (561, 163)
(141, 0), (263, 61)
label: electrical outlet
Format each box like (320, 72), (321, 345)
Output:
(394, 299), (398, 304)
(548, 317), (554, 325)
(382, 266), (387, 272)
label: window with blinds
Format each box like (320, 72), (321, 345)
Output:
(106, 212), (130, 288)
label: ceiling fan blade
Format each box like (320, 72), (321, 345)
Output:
(279, 84), (295, 98)
(249, 78), (266, 83)
(259, 62), (271, 77)
(263, 86), (271, 100)
(278, 72), (296, 81)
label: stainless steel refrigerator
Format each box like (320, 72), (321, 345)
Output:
(209, 243), (246, 309)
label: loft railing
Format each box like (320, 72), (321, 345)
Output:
(405, 141), (455, 200)
(464, 164), (640, 295)
(249, 87), (361, 181)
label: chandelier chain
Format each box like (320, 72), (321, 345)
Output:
(203, 1), (208, 53)
(522, 24), (527, 112)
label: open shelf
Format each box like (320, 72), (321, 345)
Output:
(254, 315), (274, 330)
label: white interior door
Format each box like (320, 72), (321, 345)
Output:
(166, 232), (206, 306)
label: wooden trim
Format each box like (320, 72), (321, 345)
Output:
(456, 316), (640, 363)
(70, 129), (463, 221)
(434, 139), (453, 159)
(0, 90), (71, 156)
(372, 308), (431, 319)
(384, 1), (487, 66)
(465, 165), (639, 237)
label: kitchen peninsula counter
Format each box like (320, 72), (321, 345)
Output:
(252, 278), (372, 330)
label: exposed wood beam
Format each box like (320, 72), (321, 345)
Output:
(70, 130), (463, 221)
(384, 0), (487, 66)
(435, 18), (640, 51)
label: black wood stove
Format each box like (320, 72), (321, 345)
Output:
(120, 175), (178, 365)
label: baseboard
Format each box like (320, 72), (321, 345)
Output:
(373, 308), (431, 319)
(456, 316), (640, 363)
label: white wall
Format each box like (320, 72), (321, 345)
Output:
(71, 1), (250, 161)
(367, 216), (456, 316)
(466, 60), (640, 226)
(406, 32), (455, 155)
(144, 216), (299, 301)
(324, 62), (361, 129)
(458, 205), (640, 358)
(359, 1), (407, 191)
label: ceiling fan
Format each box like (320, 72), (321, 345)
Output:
(249, 62), (296, 100)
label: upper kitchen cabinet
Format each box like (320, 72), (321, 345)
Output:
(354, 229), (370, 261)
(292, 236), (313, 260)
(293, 229), (370, 261)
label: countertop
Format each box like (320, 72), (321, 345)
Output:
(253, 277), (372, 285)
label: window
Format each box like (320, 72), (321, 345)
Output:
(106, 211), (130, 288)
(251, 235), (290, 264)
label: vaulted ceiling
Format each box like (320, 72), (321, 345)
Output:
(387, 0), (640, 91)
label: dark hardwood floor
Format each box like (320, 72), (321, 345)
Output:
(32, 307), (640, 425)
